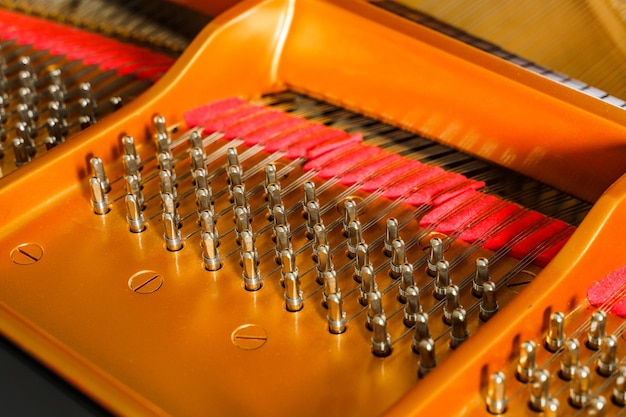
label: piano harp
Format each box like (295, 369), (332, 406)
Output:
(1, 0), (626, 416)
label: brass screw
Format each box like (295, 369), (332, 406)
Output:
(128, 270), (163, 294)
(231, 324), (268, 350)
(10, 243), (44, 265)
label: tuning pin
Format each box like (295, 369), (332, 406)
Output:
(158, 152), (176, 182)
(353, 242), (370, 283)
(47, 68), (67, 94)
(560, 338), (580, 381)
(312, 223), (328, 260)
(389, 238), (406, 278)
(327, 293), (347, 334)
(587, 311), (606, 350)
(16, 107), (36, 142)
(275, 224), (292, 260)
(154, 114), (169, 137)
(13, 136), (31, 167)
(48, 101), (68, 136)
(587, 396), (607, 417)
(155, 132), (170, 155)
(232, 185), (249, 215)
(302, 181), (317, 215)
(434, 260), (450, 300)
(160, 170), (177, 199)
(18, 87), (38, 121)
(612, 367), (626, 406)
(79, 98), (96, 128)
(189, 130), (204, 152)
(125, 194), (146, 233)
(417, 338), (437, 378)
(366, 291), (384, 330)
(196, 188), (213, 215)
(89, 177), (109, 215)
(18, 71), (36, 100)
(90, 157), (110, 193)
(234, 206), (252, 239)
(226, 147), (240, 169)
(272, 204), (290, 234)
(122, 136), (140, 166)
(46, 118), (64, 147)
(529, 369), (551, 411)
(227, 165), (243, 190)
(403, 285), (422, 327)
(47, 84), (65, 106)
(264, 164), (278, 191)
(479, 281), (499, 321)
(443, 285), (462, 325)
(427, 237), (444, 277)
(161, 192), (180, 229)
(398, 263), (415, 303)
(570, 366), (591, 408)
(545, 311), (565, 352)
(280, 248), (297, 287)
(305, 201), (321, 237)
(316, 244), (332, 285)
(284, 272), (303, 312)
(412, 312), (431, 352)
(123, 154), (141, 180)
(472, 257), (490, 297)
(371, 315), (392, 357)
(359, 265), (378, 306)
(200, 210), (218, 240)
(193, 168), (209, 191)
(201, 231), (221, 271)
(346, 220), (363, 259)
(18, 56), (36, 80)
(162, 212), (182, 251)
(449, 308), (468, 349)
(517, 341), (537, 383)
(597, 335), (618, 377)
(486, 371), (507, 414)
(240, 230), (261, 291)
(322, 270), (340, 308)
(266, 183), (282, 216)
(384, 218), (399, 256)
(343, 199), (358, 233)
(125, 174), (144, 210)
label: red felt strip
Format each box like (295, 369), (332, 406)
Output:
(509, 219), (571, 261)
(339, 153), (402, 186)
(222, 110), (288, 139)
(265, 124), (328, 154)
(419, 190), (483, 227)
(0, 9), (175, 81)
(425, 194), (498, 234)
(382, 167), (444, 199)
(459, 203), (522, 243)
(184, 98), (248, 128)
(317, 145), (382, 179)
(202, 106), (264, 134)
(306, 132), (363, 159)
(588, 265), (626, 317)
(361, 159), (429, 192)
(303, 143), (363, 172)
(242, 117), (308, 146)
(284, 128), (347, 158)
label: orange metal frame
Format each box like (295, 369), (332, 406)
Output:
(0, 0), (626, 415)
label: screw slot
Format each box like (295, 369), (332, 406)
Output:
(128, 270), (163, 294)
(10, 243), (44, 265)
(231, 324), (268, 350)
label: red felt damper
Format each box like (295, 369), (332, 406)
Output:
(360, 159), (427, 192)
(382, 166), (445, 199)
(508, 219), (572, 265)
(407, 175), (485, 206)
(202, 105), (265, 134)
(0, 9), (175, 81)
(317, 145), (383, 179)
(184, 98), (248, 127)
(306, 133), (363, 159)
(303, 143), (364, 172)
(283, 128), (346, 158)
(242, 117), (309, 146)
(458, 203), (522, 243)
(482, 211), (545, 251)
(419, 190), (487, 229)
(222, 110), (290, 139)
(588, 265), (626, 317)
(339, 153), (403, 186)
(423, 194), (498, 234)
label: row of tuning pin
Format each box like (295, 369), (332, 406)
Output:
(88, 119), (502, 374)
(486, 310), (625, 415)
(0, 47), (115, 169)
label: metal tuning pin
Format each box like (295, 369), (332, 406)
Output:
(48, 84), (65, 107)
(154, 116), (170, 145)
(160, 170), (177, 199)
(155, 132), (171, 155)
(346, 220), (362, 258)
(472, 257), (490, 297)
(162, 212), (182, 251)
(359, 265), (378, 306)
(189, 130), (204, 150)
(517, 341), (537, 383)
(161, 192), (180, 228)
(193, 168), (209, 192)
(570, 366), (591, 408)
(284, 272), (303, 312)
(327, 293), (347, 334)
(264, 164), (278, 192)
(280, 248), (297, 287)
(190, 147), (205, 172)
(16, 121), (35, 157)
(302, 181), (317, 215)
(196, 188), (213, 215)
(227, 165), (243, 191)
(389, 238), (406, 278)
(612, 367), (626, 406)
(305, 201), (321, 237)
(587, 396), (607, 417)
(19, 56), (35, 80)
(47, 68), (67, 94)
(479, 281), (499, 321)
(266, 183), (282, 218)
(110, 96), (123, 110)
(125, 174), (144, 210)
(13, 137), (31, 167)
(545, 311), (565, 352)
(403, 285), (422, 327)
(79, 98), (96, 128)
(316, 244), (332, 285)
(417, 339), (437, 378)
(235, 206), (252, 240)
(226, 147), (240, 169)
(560, 338), (580, 381)
(529, 369), (551, 411)
(119, 136), (140, 167)
(18, 87), (38, 121)
(371, 315), (392, 357)
(366, 291), (384, 330)
(240, 230), (261, 291)
(312, 223), (328, 260)
(48, 102), (68, 136)
(232, 185), (249, 216)
(89, 177), (109, 215)
(486, 372), (507, 414)
(354, 242), (370, 283)
(434, 259), (450, 300)
(123, 154), (141, 181)
(412, 312), (431, 352)
(544, 399), (560, 417)
(275, 225), (292, 260)
(158, 152), (176, 182)
(200, 210), (219, 241)
(79, 82), (97, 114)
(587, 310), (606, 350)
(16, 106), (36, 144)
(384, 218), (399, 256)
(201, 231), (221, 271)
(90, 157), (110, 193)
(399, 263), (415, 303)
(427, 237), (444, 277)
(443, 285), (461, 325)
(597, 335), (618, 377)
(322, 270), (340, 308)
(343, 199), (358, 233)
(45, 118), (64, 149)
(125, 194), (145, 233)
(449, 308), (468, 349)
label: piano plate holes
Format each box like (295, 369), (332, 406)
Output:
(10, 243), (43, 265)
(231, 324), (268, 350)
(128, 270), (163, 294)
